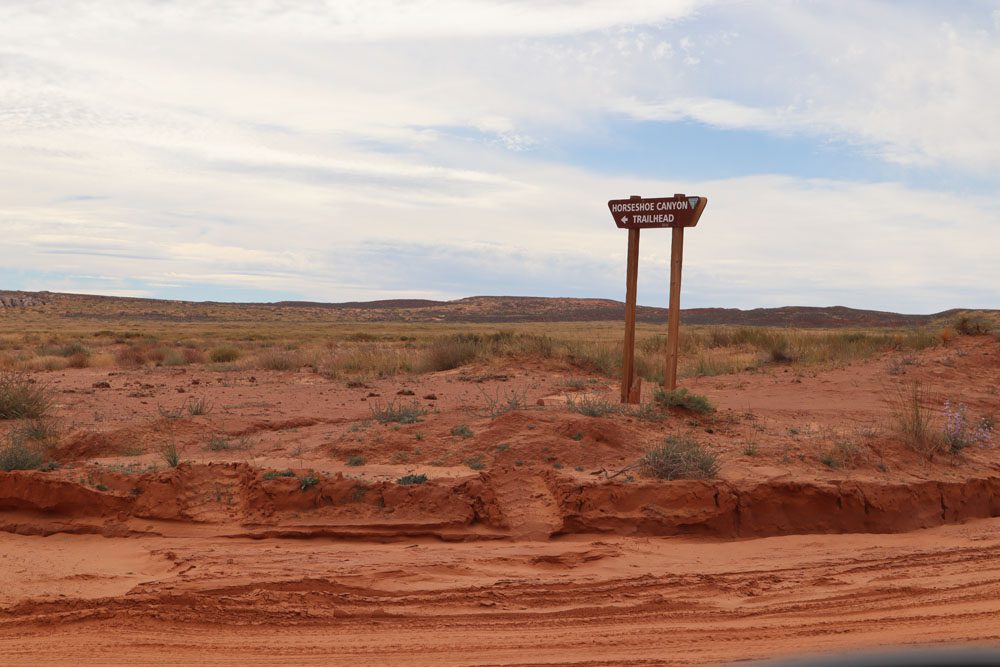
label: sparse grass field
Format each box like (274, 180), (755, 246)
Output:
(0, 298), (975, 385)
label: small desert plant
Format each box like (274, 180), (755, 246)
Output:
(158, 404), (184, 420)
(892, 383), (943, 458)
(942, 401), (993, 453)
(345, 332), (381, 342)
(768, 342), (796, 363)
(206, 434), (252, 451)
(370, 399), (425, 424)
(397, 473), (428, 485)
(264, 470), (295, 480)
(256, 349), (301, 371)
(450, 423), (473, 438)
(464, 456), (485, 470)
(298, 474), (320, 491)
(653, 388), (714, 414)
(819, 440), (862, 469)
(0, 434), (45, 471)
(115, 345), (147, 368)
(346, 455), (365, 466)
(954, 314), (993, 336)
(186, 397), (212, 416)
(641, 436), (719, 480)
(0, 372), (52, 419)
(52, 341), (89, 358)
(350, 483), (369, 501)
(13, 418), (58, 443)
(421, 335), (479, 371)
(66, 351), (91, 368)
(159, 442), (181, 468)
(566, 394), (620, 417)
(629, 402), (664, 422)
(162, 349), (188, 367)
(561, 377), (589, 390)
(479, 385), (527, 417)
(209, 345), (241, 363)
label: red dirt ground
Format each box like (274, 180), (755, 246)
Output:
(2, 335), (1000, 664)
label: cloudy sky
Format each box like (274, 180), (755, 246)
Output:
(2, 1), (998, 311)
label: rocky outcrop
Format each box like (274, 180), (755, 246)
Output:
(0, 292), (46, 308)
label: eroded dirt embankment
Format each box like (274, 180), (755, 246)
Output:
(3, 463), (1000, 540)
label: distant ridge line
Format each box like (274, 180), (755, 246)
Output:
(1, 290), (991, 328)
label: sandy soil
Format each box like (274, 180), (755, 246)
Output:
(2, 336), (999, 664)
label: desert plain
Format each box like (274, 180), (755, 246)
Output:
(1, 292), (999, 665)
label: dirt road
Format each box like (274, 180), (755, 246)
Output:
(3, 518), (1000, 665)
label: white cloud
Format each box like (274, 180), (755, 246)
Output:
(621, 4), (1000, 173)
(0, 0), (707, 40)
(0, 1), (997, 309)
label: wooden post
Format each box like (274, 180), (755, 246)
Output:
(621, 228), (640, 403)
(665, 226), (684, 391)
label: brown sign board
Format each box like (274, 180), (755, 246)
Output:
(608, 194), (707, 229)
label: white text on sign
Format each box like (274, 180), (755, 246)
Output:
(609, 200), (690, 214)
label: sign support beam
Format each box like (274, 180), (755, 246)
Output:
(665, 226), (684, 391)
(621, 228), (640, 404)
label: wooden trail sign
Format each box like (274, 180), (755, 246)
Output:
(609, 194), (707, 403)
(608, 194), (706, 229)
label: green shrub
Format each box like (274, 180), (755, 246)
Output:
(629, 402), (665, 422)
(370, 399), (426, 424)
(162, 349), (188, 366)
(346, 455), (365, 466)
(55, 341), (89, 358)
(397, 473), (428, 485)
(207, 435), (231, 451)
(298, 474), (320, 491)
(264, 470), (295, 480)
(450, 424), (473, 438)
(653, 388), (714, 414)
(345, 332), (380, 342)
(209, 346), (241, 363)
(954, 314), (993, 336)
(479, 386), (527, 417)
(0, 435), (44, 471)
(641, 436), (719, 480)
(0, 372), (52, 419)
(566, 394), (620, 417)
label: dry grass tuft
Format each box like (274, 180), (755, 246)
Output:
(254, 349), (302, 371)
(642, 436), (719, 480)
(0, 372), (52, 419)
(891, 383), (944, 458)
(209, 346), (241, 363)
